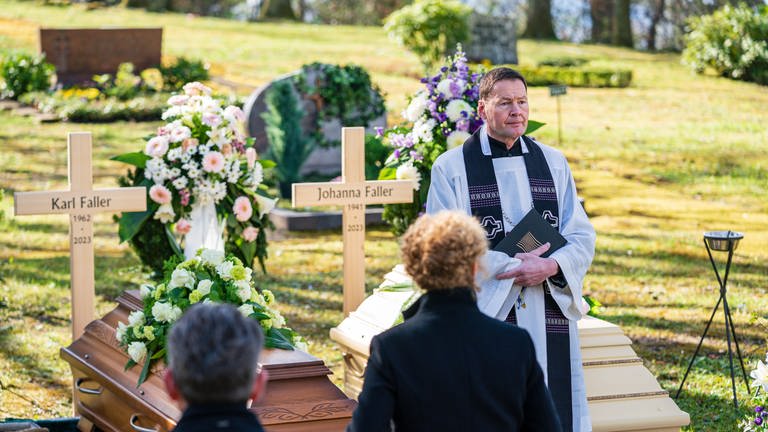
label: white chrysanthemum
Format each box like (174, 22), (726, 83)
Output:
(751, 360), (768, 391)
(234, 280), (251, 302)
(403, 91), (428, 122)
(216, 260), (234, 280)
(396, 163), (422, 191)
(197, 279), (213, 296)
(127, 341), (147, 363)
(238, 304), (254, 317)
(200, 249), (225, 266)
(166, 147), (182, 161)
(154, 203), (175, 224)
(446, 130), (471, 149)
(152, 302), (182, 323)
(172, 176), (188, 190)
(412, 118), (436, 144)
(169, 268), (195, 289)
(128, 311), (145, 327)
(445, 99), (473, 122)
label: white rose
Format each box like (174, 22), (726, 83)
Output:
(139, 284), (152, 299)
(235, 280), (251, 302)
(152, 302), (181, 323)
(270, 310), (285, 329)
(216, 260), (234, 280)
(446, 130), (472, 149)
(154, 203), (175, 224)
(238, 304), (254, 317)
(169, 268), (195, 289)
(127, 311), (145, 327)
(445, 99), (473, 122)
(197, 279), (213, 296)
(127, 341), (147, 363)
(403, 91), (428, 122)
(396, 163), (422, 191)
(115, 322), (128, 342)
(200, 249), (225, 266)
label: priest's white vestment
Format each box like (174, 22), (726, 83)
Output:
(426, 133), (596, 432)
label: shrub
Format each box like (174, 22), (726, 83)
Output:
(514, 65), (632, 88)
(0, 52), (55, 99)
(384, 0), (471, 71)
(683, 4), (768, 85)
(160, 57), (210, 91)
(19, 91), (167, 122)
(262, 80), (315, 199)
(538, 57), (589, 68)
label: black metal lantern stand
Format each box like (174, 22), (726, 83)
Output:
(676, 231), (750, 407)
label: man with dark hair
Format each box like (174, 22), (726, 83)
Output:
(164, 303), (269, 432)
(427, 67), (596, 431)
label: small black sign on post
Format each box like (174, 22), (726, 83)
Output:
(549, 84), (567, 146)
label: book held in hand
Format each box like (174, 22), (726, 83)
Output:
(493, 209), (567, 258)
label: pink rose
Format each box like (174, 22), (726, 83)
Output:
(233, 196), (253, 222)
(175, 218), (191, 234)
(243, 226), (259, 242)
(149, 184), (172, 204)
(202, 151), (225, 172)
(245, 147), (257, 169)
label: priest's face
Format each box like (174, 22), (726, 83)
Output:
(478, 79), (529, 145)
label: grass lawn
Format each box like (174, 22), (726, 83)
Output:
(1, 2), (768, 430)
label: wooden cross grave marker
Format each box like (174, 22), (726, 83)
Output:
(13, 132), (147, 340)
(292, 127), (414, 316)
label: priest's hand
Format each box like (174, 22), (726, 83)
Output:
(495, 243), (560, 286)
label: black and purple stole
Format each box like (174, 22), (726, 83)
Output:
(463, 130), (574, 432)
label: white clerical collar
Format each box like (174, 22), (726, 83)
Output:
(479, 123), (529, 156)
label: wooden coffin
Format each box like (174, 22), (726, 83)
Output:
(330, 266), (690, 432)
(61, 290), (355, 432)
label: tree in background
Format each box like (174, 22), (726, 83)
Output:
(522, 0), (557, 39)
(589, 0), (613, 43)
(260, 0), (298, 19)
(612, 0), (633, 47)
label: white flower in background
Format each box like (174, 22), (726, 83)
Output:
(167, 94), (189, 106)
(270, 310), (286, 329)
(751, 359), (768, 391)
(293, 338), (308, 352)
(404, 91), (428, 122)
(246, 163), (264, 188)
(412, 118), (436, 144)
(154, 203), (175, 223)
(172, 176), (188, 190)
(183, 82), (212, 96)
(254, 194), (277, 218)
(169, 268), (195, 289)
(127, 311), (145, 327)
(166, 147), (182, 161)
(216, 260), (235, 280)
(206, 127), (230, 148)
(152, 302), (182, 323)
(139, 284), (153, 299)
(162, 106), (183, 120)
(445, 99), (473, 122)
(200, 249), (225, 266)
(169, 125), (192, 143)
(396, 163), (422, 191)
(223, 105), (245, 123)
(145, 136), (169, 157)
(127, 341), (147, 363)
(235, 280), (251, 302)
(238, 304), (254, 317)
(446, 130), (471, 149)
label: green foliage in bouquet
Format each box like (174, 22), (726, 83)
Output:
(261, 80), (314, 199)
(0, 51), (55, 100)
(116, 251), (306, 385)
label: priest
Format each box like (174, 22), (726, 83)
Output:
(426, 67), (596, 432)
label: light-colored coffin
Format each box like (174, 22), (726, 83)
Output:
(330, 266), (690, 432)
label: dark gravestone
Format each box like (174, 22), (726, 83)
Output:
(464, 14), (518, 65)
(40, 28), (162, 86)
(244, 68), (386, 176)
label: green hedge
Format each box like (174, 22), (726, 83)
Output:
(19, 91), (167, 122)
(513, 65), (632, 88)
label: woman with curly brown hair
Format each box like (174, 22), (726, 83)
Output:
(347, 211), (561, 432)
